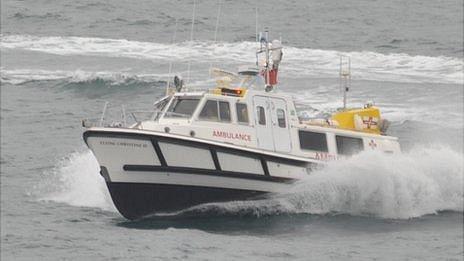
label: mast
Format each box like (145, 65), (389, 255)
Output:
(264, 30), (270, 90)
(256, 31), (271, 89)
(256, 30), (282, 92)
(339, 55), (351, 110)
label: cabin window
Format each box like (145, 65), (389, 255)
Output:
(165, 97), (200, 118)
(200, 100), (219, 121)
(199, 100), (231, 122)
(336, 135), (364, 155)
(298, 131), (328, 152)
(257, 106), (266, 125)
(236, 103), (249, 123)
(219, 101), (231, 122)
(277, 109), (286, 128)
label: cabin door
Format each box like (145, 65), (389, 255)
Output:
(270, 98), (291, 152)
(253, 96), (291, 152)
(253, 96), (274, 151)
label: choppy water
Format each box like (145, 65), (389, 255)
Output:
(1, 0), (463, 260)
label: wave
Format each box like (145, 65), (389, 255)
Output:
(2, 34), (462, 84)
(37, 145), (463, 219)
(0, 68), (168, 86)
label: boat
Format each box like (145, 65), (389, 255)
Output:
(82, 32), (400, 220)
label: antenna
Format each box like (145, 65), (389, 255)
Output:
(209, 0), (223, 77)
(213, 0), (222, 43)
(186, 0), (196, 89)
(339, 55), (351, 110)
(165, 19), (179, 96)
(255, 4), (258, 42)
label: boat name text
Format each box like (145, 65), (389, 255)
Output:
(99, 140), (148, 148)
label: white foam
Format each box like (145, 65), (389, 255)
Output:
(185, 145), (463, 219)
(36, 151), (116, 212)
(2, 34), (462, 84)
(37, 146), (462, 219)
(280, 145), (463, 218)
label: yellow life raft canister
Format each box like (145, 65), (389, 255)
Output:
(331, 106), (382, 134)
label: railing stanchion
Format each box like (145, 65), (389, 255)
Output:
(100, 102), (109, 127)
(121, 105), (127, 127)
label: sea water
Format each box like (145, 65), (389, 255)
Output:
(1, 0), (463, 260)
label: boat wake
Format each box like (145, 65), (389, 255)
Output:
(37, 145), (463, 219)
(2, 34), (462, 84)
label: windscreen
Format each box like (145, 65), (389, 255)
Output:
(164, 97), (200, 118)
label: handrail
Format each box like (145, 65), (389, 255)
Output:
(83, 102), (163, 129)
(130, 110), (163, 123)
(121, 105), (127, 127)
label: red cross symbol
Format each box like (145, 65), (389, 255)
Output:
(368, 139), (377, 149)
(363, 117), (378, 129)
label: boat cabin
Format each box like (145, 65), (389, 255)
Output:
(138, 86), (400, 161)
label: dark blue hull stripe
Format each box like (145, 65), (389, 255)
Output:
(123, 164), (293, 183)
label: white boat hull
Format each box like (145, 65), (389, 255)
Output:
(84, 128), (315, 219)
